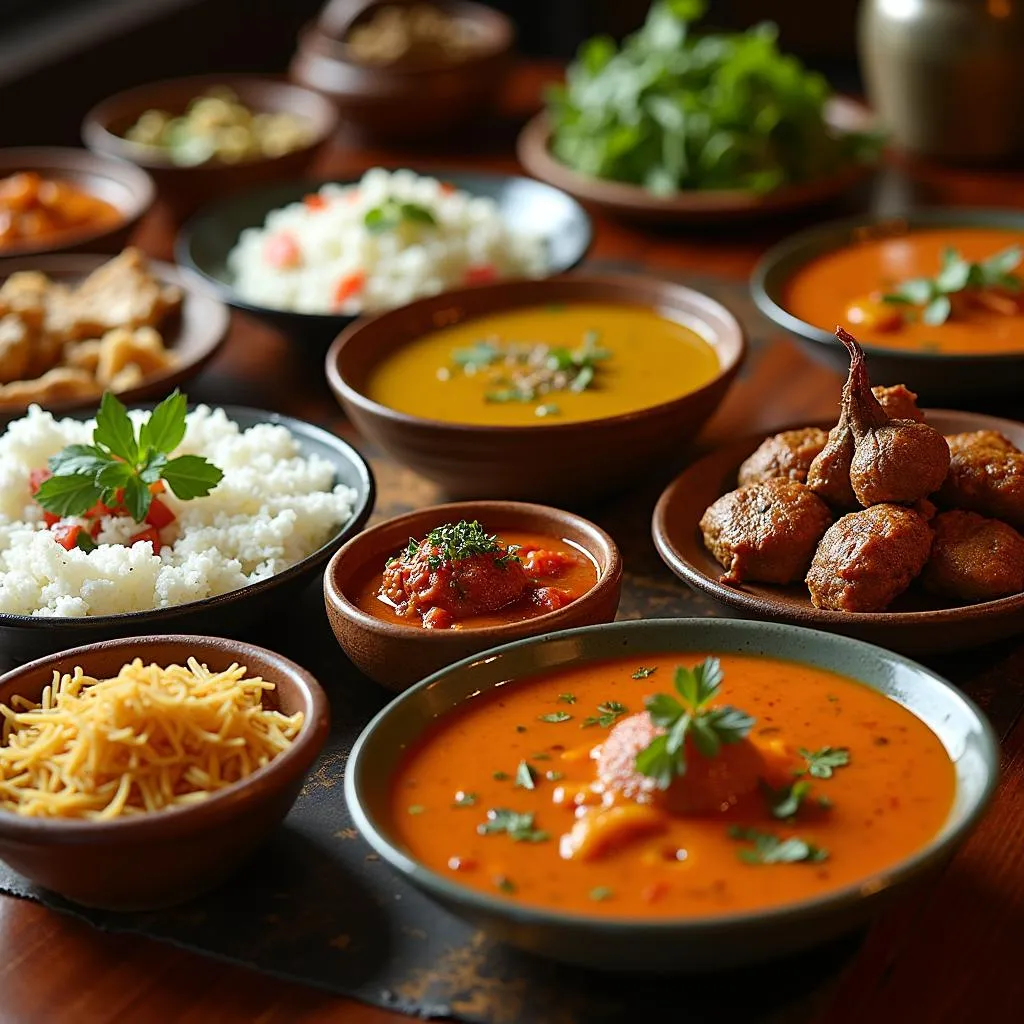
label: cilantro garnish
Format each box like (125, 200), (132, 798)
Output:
(581, 701), (629, 728)
(477, 809), (549, 843)
(364, 199), (437, 234)
(760, 779), (813, 820)
(728, 826), (828, 865)
(393, 520), (516, 571)
(452, 791), (478, 808)
(632, 666), (657, 679)
(557, 693), (577, 704)
(34, 390), (222, 522)
(795, 746), (850, 779)
(514, 760), (538, 790)
(589, 886), (614, 901)
(538, 712), (572, 724)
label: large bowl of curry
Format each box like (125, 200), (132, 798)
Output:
(345, 617), (997, 971)
(752, 209), (1024, 406)
(326, 275), (745, 503)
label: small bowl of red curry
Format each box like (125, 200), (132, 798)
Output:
(323, 501), (622, 690)
(344, 617), (997, 971)
(752, 209), (1024, 406)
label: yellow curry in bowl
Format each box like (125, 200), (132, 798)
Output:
(390, 652), (955, 919)
(784, 228), (1024, 356)
(366, 302), (720, 426)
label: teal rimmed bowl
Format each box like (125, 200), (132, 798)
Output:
(345, 618), (998, 972)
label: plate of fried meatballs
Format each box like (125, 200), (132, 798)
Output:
(653, 327), (1024, 654)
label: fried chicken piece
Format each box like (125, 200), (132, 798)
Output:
(806, 504), (933, 612)
(0, 315), (32, 383)
(937, 432), (1024, 530)
(0, 366), (100, 407)
(700, 478), (833, 587)
(0, 270), (49, 330)
(738, 428), (829, 486)
(874, 383), (924, 423)
(921, 511), (1024, 602)
(94, 326), (175, 388)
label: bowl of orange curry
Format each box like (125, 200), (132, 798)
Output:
(751, 209), (1024, 406)
(324, 500), (622, 690)
(344, 617), (997, 971)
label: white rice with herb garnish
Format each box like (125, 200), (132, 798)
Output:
(0, 405), (357, 617)
(227, 167), (548, 315)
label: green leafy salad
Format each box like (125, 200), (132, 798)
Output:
(545, 0), (880, 195)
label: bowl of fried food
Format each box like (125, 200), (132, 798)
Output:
(0, 248), (229, 419)
(653, 327), (1024, 655)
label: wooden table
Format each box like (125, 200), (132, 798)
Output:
(2, 64), (1022, 1023)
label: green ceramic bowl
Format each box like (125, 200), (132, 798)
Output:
(345, 618), (998, 972)
(750, 208), (1024, 406)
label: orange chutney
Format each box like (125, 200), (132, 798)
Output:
(390, 652), (956, 918)
(784, 227), (1024, 355)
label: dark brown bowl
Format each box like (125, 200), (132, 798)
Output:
(82, 76), (338, 222)
(0, 253), (230, 421)
(289, 1), (513, 143)
(516, 99), (875, 225)
(652, 409), (1024, 655)
(325, 274), (746, 503)
(0, 148), (154, 259)
(0, 635), (329, 911)
(324, 500), (622, 690)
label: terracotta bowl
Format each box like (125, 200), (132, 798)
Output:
(0, 635), (329, 911)
(82, 76), (338, 222)
(652, 409), (1024, 656)
(0, 148), (154, 259)
(325, 274), (746, 503)
(0, 253), (230, 421)
(516, 99), (875, 225)
(289, 1), (513, 143)
(323, 500), (622, 690)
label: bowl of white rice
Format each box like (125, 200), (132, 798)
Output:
(0, 403), (375, 668)
(175, 167), (593, 347)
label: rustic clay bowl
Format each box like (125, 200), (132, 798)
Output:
(750, 208), (1024, 405)
(324, 500), (622, 690)
(0, 147), (154, 259)
(82, 76), (338, 221)
(0, 635), (329, 911)
(0, 253), (230, 421)
(345, 617), (998, 970)
(516, 98), (875, 225)
(0, 407), (375, 670)
(325, 274), (746, 503)
(289, 1), (513, 143)
(652, 409), (1024, 656)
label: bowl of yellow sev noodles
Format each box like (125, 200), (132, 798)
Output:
(0, 634), (329, 911)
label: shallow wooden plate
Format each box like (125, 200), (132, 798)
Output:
(652, 409), (1024, 655)
(516, 98), (875, 225)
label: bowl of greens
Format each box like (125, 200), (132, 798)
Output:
(517, 0), (880, 224)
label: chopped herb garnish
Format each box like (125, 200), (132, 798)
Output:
(589, 886), (614, 901)
(760, 779), (812, 820)
(452, 791), (478, 808)
(826, 694), (839, 703)
(514, 760), (538, 790)
(817, 794), (834, 810)
(538, 711), (572, 724)
(581, 701), (629, 729)
(495, 876), (517, 894)
(531, 752), (552, 761)
(795, 746), (850, 779)
(545, 770), (564, 781)
(407, 805), (425, 815)
(728, 826), (828, 865)
(558, 693), (577, 704)
(492, 771), (510, 781)
(634, 658), (755, 789)
(364, 199), (438, 234)
(631, 667), (657, 679)
(535, 404), (561, 418)
(477, 808), (549, 843)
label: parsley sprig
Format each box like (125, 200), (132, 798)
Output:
(34, 391), (222, 523)
(477, 808), (549, 843)
(728, 826), (828, 865)
(634, 658), (755, 789)
(581, 700), (628, 728)
(796, 746), (850, 779)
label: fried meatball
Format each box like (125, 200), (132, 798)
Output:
(874, 384), (925, 423)
(806, 504), (933, 612)
(921, 511), (1024, 602)
(595, 713), (765, 816)
(700, 478), (833, 586)
(738, 428), (829, 486)
(937, 432), (1024, 530)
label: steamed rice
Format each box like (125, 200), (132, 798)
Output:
(0, 405), (357, 617)
(227, 168), (548, 315)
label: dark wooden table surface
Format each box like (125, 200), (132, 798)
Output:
(1, 63), (1022, 1023)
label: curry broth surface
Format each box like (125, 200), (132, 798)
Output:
(390, 653), (955, 918)
(366, 303), (721, 425)
(784, 228), (1024, 355)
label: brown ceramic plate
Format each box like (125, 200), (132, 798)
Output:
(0, 148), (154, 259)
(0, 253), (230, 420)
(516, 98), (875, 225)
(326, 274), (745, 503)
(0, 635), (329, 911)
(324, 500), (622, 690)
(652, 409), (1024, 655)
(82, 75), (338, 221)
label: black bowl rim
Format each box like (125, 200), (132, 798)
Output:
(0, 147), (155, 259)
(325, 272), (747, 436)
(0, 634), (328, 838)
(751, 206), (1024, 364)
(345, 617), (999, 935)
(173, 168), (595, 324)
(0, 405), (375, 630)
